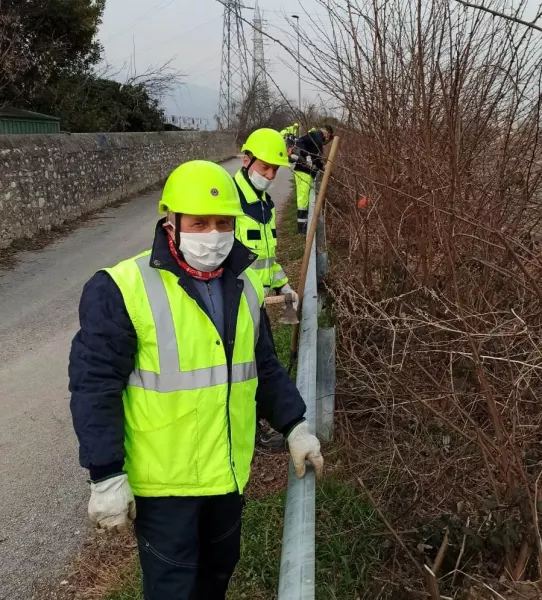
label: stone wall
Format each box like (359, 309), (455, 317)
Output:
(0, 131), (237, 248)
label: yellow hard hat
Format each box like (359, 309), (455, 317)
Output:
(294, 122), (299, 126)
(241, 128), (290, 168)
(159, 160), (243, 217)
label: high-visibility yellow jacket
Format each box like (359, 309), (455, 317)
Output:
(234, 170), (288, 291)
(104, 250), (264, 497)
(280, 124), (298, 137)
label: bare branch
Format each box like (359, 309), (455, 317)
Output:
(454, 0), (542, 33)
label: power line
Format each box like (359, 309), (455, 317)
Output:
(135, 16), (222, 55)
(102, 0), (177, 43)
(251, 5), (330, 18)
(185, 50), (223, 74)
(104, 18), (222, 77)
(190, 63), (222, 82)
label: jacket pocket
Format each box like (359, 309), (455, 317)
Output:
(125, 407), (200, 488)
(138, 534), (198, 569)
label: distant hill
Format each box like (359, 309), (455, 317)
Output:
(162, 84), (219, 130)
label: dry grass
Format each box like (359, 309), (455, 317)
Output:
(30, 530), (138, 600)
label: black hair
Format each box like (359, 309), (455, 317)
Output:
(174, 213), (181, 250)
(322, 124), (334, 136)
(243, 150), (257, 169)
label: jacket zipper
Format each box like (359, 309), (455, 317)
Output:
(172, 263), (250, 493)
(206, 282), (216, 320)
(226, 296), (237, 490)
(206, 280), (236, 487)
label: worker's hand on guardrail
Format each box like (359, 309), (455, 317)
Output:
(88, 473), (136, 533)
(287, 421), (324, 480)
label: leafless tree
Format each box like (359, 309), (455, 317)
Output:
(282, 0), (542, 595)
(124, 58), (184, 102)
(454, 0), (542, 32)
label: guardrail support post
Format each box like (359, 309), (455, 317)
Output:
(316, 327), (336, 442)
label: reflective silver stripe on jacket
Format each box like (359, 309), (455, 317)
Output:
(129, 257), (259, 392)
(272, 269), (287, 283)
(251, 257), (275, 271)
(128, 361), (257, 392)
(136, 255), (179, 374)
(238, 271), (261, 348)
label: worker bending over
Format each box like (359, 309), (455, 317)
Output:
(69, 160), (323, 600)
(280, 122), (299, 149)
(292, 124), (334, 234)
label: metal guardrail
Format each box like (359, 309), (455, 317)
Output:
(278, 178), (336, 599)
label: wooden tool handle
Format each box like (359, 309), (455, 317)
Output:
(290, 136), (340, 358)
(264, 295), (289, 306)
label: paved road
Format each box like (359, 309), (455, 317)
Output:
(0, 158), (292, 599)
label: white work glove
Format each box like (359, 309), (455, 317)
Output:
(280, 283), (299, 311)
(88, 473), (136, 532)
(287, 421), (324, 479)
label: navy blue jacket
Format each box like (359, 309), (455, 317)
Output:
(69, 221), (306, 481)
(294, 130), (326, 175)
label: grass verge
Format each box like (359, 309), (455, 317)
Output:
(229, 479), (381, 600)
(105, 481), (380, 600)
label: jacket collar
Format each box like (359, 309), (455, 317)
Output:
(148, 218), (256, 278)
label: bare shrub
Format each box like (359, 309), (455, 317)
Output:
(297, 0), (542, 595)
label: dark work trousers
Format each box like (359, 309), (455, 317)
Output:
(134, 493), (243, 600)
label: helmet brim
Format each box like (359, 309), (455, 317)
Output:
(159, 202), (244, 218)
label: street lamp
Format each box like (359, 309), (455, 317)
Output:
(291, 14), (301, 116)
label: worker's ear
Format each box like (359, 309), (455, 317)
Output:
(242, 154), (252, 170)
(163, 212), (176, 237)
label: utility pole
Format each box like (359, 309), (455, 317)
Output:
(291, 14), (301, 115)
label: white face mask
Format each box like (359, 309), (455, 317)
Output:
(249, 169), (273, 192)
(179, 229), (234, 272)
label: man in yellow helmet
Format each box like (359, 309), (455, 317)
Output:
(69, 160), (323, 600)
(292, 124), (334, 234)
(235, 128), (299, 450)
(279, 122), (299, 138)
(235, 128), (296, 300)
(279, 122), (299, 151)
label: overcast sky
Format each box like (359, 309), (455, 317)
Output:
(98, 0), (542, 121)
(98, 0), (327, 118)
